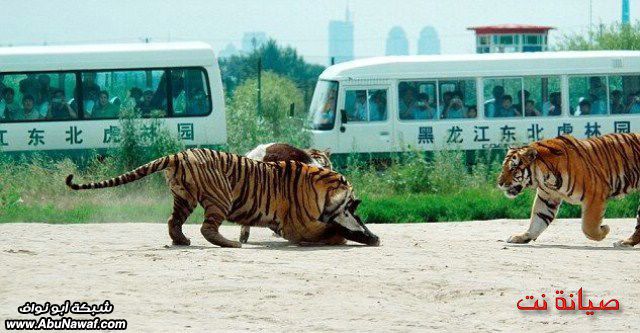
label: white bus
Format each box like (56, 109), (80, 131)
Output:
(0, 42), (226, 154)
(307, 51), (640, 154)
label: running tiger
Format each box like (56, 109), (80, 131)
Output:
(498, 133), (640, 247)
(65, 149), (379, 248)
(239, 142), (333, 243)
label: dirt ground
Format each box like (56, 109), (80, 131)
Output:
(1, 219), (639, 332)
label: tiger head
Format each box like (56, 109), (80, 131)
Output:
(498, 146), (538, 198)
(320, 178), (379, 246)
(306, 148), (332, 169)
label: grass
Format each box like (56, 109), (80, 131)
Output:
(1, 147), (639, 224)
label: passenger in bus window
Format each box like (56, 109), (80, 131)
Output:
(413, 93), (436, 120)
(466, 105), (477, 118)
(2, 87), (20, 118)
(19, 74), (40, 102)
(578, 99), (591, 115)
(368, 90), (387, 121)
(442, 92), (466, 119)
(626, 92), (640, 114)
(588, 77), (607, 115)
(37, 74), (52, 107)
(542, 92), (561, 116)
(92, 90), (120, 119)
(138, 90), (155, 117)
(524, 100), (541, 117)
(187, 87), (209, 115)
(47, 89), (77, 120)
(152, 70), (185, 109)
(610, 90), (626, 114)
(319, 88), (337, 124)
(438, 91), (454, 117)
(484, 85), (504, 118)
(348, 90), (367, 121)
(496, 95), (519, 117)
(124, 87), (143, 110)
(399, 84), (417, 119)
(11, 95), (41, 121)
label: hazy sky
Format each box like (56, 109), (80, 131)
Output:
(0, 0), (634, 65)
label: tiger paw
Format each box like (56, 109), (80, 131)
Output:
(613, 240), (634, 248)
(507, 233), (532, 244)
(172, 237), (191, 246)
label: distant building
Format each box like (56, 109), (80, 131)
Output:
(622, 0), (630, 24)
(386, 26), (409, 56)
(241, 32), (267, 53)
(468, 24), (554, 53)
(328, 6), (354, 64)
(417, 26), (441, 55)
(218, 43), (239, 58)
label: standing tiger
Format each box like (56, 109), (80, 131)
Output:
(240, 143), (332, 243)
(65, 148), (379, 248)
(498, 133), (640, 247)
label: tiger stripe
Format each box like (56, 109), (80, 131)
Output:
(66, 148), (377, 247)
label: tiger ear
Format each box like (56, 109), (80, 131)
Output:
(324, 148), (331, 157)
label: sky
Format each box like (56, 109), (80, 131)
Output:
(0, 0), (635, 65)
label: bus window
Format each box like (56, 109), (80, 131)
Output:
(483, 77), (523, 118)
(439, 79), (477, 119)
(1, 72), (78, 122)
(82, 69), (166, 119)
(173, 68), (211, 116)
(368, 89), (387, 121)
(569, 76), (607, 116)
(609, 75), (640, 114)
(523, 76), (561, 117)
(398, 81), (436, 120)
(345, 90), (367, 122)
(307, 80), (338, 130)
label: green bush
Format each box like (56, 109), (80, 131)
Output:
(226, 71), (310, 154)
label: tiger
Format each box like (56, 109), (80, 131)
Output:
(498, 133), (640, 247)
(65, 148), (379, 248)
(240, 143), (332, 243)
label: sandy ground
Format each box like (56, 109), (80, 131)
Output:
(1, 219), (639, 332)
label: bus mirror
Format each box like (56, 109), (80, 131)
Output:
(340, 109), (348, 124)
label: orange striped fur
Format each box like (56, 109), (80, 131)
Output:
(66, 148), (378, 248)
(498, 133), (640, 247)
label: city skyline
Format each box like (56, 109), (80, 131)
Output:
(0, 0), (634, 65)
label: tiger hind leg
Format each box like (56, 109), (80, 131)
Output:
(581, 198), (610, 241)
(614, 205), (640, 248)
(168, 195), (196, 246)
(239, 226), (250, 244)
(200, 199), (241, 248)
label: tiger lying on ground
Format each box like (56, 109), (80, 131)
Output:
(65, 148), (379, 248)
(498, 133), (640, 247)
(240, 143), (333, 243)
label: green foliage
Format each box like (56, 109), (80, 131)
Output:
(219, 39), (325, 102)
(117, 108), (185, 170)
(556, 21), (640, 51)
(226, 72), (310, 154)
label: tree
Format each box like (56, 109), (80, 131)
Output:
(226, 72), (310, 154)
(219, 39), (325, 105)
(556, 22), (640, 50)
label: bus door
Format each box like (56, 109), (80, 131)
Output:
(337, 85), (393, 153)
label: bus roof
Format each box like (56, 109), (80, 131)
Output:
(320, 51), (640, 81)
(0, 42), (216, 72)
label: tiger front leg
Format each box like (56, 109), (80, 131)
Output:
(508, 191), (562, 244)
(239, 226), (251, 244)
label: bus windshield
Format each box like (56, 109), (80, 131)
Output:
(307, 80), (338, 130)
